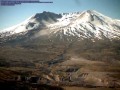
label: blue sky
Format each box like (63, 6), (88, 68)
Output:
(0, 0), (120, 30)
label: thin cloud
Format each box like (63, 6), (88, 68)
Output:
(74, 0), (81, 6)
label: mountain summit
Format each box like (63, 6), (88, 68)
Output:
(0, 10), (120, 43)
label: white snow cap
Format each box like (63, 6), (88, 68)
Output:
(0, 10), (120, 39)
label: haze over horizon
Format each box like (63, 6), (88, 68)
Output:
(0, 0), (120, 30)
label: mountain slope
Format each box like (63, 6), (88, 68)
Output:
(47, 10), (120, 39)
(0, 10), (120, 44)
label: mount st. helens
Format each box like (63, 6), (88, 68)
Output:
(0, 10), (120, 44)
(0, 10), (120, 88)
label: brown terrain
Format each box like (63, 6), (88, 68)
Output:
(0, 39), (120, 90)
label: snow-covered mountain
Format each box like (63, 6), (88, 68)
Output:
(0, 10), (120, 43)
(0, 11), (61, 37)
(47, 10), (120, 39)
